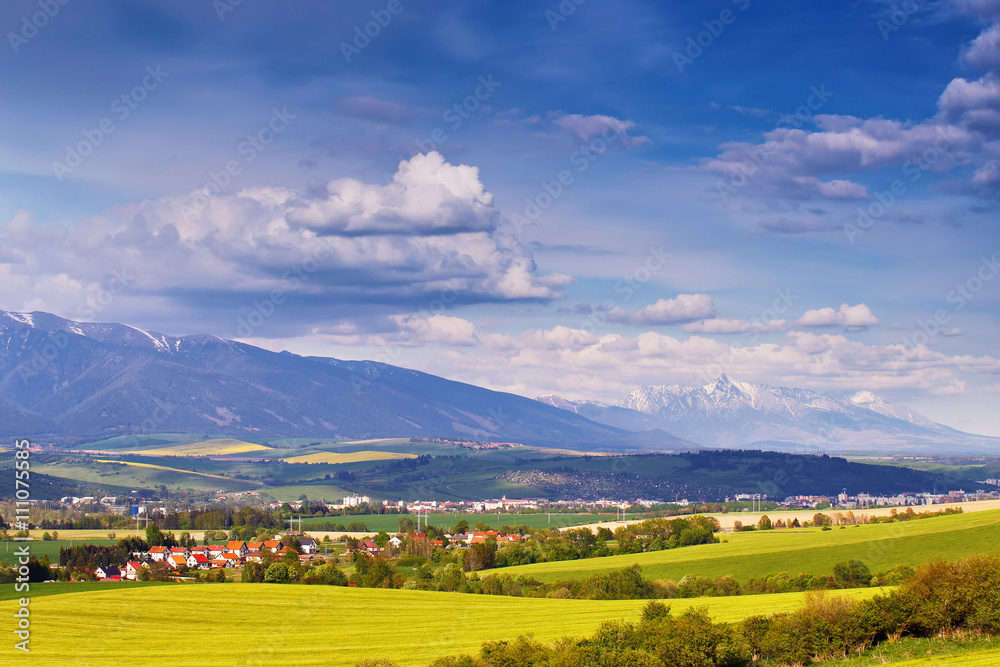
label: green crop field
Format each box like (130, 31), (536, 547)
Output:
(499, 508), (1000, 584)
(0, 539), (118, 566)
(0, 584), (880, 666)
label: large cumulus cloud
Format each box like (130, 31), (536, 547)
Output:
(0, 152), (571, 332)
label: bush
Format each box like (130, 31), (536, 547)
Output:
(264, 562), (289, 583)
(315, 562), (348, 586)
(833, 560), (872, 587)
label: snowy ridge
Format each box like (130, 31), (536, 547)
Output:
(618, 375), (930, 426)
(537, 375), (999, 453)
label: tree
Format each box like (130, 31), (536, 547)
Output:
(374, 531), (390, 548)
(452, 519), (469, 534)
(463, 541), (497, 572)
(833, 560), (872, 587)
(243, 561), (265, 583)
(757, 515), (773, 531)
(315, 562), (348, 586)
(264, 563), (290, 583)
(145, 524), (164, 547)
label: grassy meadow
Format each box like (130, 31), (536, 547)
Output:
(499, 508), (1000, 584)
(819, 635), (1000, 666)
(0, 584), (881, 666)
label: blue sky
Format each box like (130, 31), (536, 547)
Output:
(2, 0), (999, 434)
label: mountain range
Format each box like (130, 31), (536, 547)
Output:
(1, 309), (996, 454)
(0, 310), (685, 449)
(537, 375), (1000, 454)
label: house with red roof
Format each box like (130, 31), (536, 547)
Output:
(167, 545), (191, 559)
(207, 545), (227, 558)
(124, 561), (145, 580)
(219, 553), (243, 567)
(187, 553), (211, 569)
(148, 546), (169, 562)
(261, 540), (285, 553)
(226, 541), (249, 558)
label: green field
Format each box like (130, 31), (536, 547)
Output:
(0, 580), (171, 602)
(820, 635), (1000, 666)
(0, 584), (880, 666)
(0, 539), (118, 566)
(499, 508), (1000, 584)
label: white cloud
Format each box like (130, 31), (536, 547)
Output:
(798, 303), (880, 330)
(701, 17), (1000, 201)
(0, 152), (572, 328)
(391, 313), (479, 346)
(607, 294), (716, 325)
(393, 326), (999, 403)
(551, 113), (652, 148)
(964, 23), (1000, 71)
(682, 317), (787, 334)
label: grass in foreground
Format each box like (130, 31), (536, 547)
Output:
(0, 584), (880, 666)
(812, 634), (999, 666)
(500, 508), (1000, 584)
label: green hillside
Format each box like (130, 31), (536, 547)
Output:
(0, 584), (879, 666)
(499, 508), (1000, 584)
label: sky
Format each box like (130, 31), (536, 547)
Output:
(1, 0), (999, 435)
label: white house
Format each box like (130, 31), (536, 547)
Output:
(168, 545), (191, 559)
(124, 561), (145, 580)
(187, 553), (211, 569)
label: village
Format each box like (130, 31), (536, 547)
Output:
(90, 529), (527, 581)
